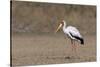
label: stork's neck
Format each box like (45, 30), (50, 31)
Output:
(62, 21), (66, 30)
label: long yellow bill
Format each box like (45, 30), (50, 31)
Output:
(55, 23), (62, 33)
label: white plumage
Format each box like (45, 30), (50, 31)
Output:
(63, 26), (82, 39)
(55, 20), (84, 45)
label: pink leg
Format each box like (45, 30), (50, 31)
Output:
(71, 39), (75, 54)
(73, 41), (78, 57)
(71, 40), (77, 57)
(73, 41), (76, 52)
(71, 39), (74, 51)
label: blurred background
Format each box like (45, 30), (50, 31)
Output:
(11, 1), (96, 66)
(11, 1), (96, 35)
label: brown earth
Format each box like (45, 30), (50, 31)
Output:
(12, 34), (96, 66)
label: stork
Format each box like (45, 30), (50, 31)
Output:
(55, 20), (84, 55)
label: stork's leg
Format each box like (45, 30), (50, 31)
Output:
(71, 40), (77, 57)
(73, 40), (76, 52)
(73, 40), (78, 58)
(73, 41), (76, 53)
(71, 39), (75, 56)
(71, 39), (74, 51)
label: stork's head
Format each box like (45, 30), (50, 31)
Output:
(55, 20), (65, 33)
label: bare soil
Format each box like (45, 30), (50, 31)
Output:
(12, 34), (96, 66)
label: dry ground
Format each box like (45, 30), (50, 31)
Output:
(12, 34), (96, 66)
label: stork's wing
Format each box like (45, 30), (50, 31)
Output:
(66, 26), (82, 38)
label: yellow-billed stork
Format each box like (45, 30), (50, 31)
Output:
(55, 20), (84, 54)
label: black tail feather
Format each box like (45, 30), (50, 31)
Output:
(69, 32), (84, 45)
(80, 38), (84, 44)
(75, 37), (84, 45)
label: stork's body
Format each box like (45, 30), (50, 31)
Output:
(56, 20), (84, 45)
(63, 26), (84, 44)
(55, 20), (84, 55)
